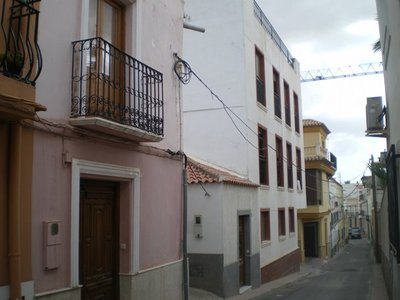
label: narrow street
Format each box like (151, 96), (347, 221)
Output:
(252, 239), (387, 300)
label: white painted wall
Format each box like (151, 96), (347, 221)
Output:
(187, 184), (224, 253)
(183, 0), (306, 269)
(222, 185), (259, 266)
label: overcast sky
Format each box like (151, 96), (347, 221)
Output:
(258, 0), (386, 183)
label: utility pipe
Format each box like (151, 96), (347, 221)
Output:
(371, 155), (380, 263)
(8, 123), (22, 299)
(182, 153), (189, 300)
(183, 22), (205, 33)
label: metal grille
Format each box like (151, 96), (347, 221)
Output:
(274, 93), (281, 118)
(0, 0), (42, 85)
(71, 37), (164, 136)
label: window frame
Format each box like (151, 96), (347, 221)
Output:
(258, 125), (269, 186)
(260, 209), (271, 242)
(255, 47), (266, 106)
(289, 207), (295, 233)
(296, 147), (302, 190)
(278, 208), (286, 236)
(273, 68), (281, 118)
(294, 92), (300, 133)
(286, 142), (293, 189)
(284, 80), (291, 126)
(306, 169), (322, 205)
(276, 135), (284, 187)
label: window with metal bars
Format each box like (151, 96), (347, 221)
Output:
(255, 47), (266, 106)
(258, 126), (269, 185)
(276, 135), (284, 187)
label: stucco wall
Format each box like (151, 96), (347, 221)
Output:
(31, 131), (183, 293)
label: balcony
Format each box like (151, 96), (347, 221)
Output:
(304, 145), (337, 176)
(304, 145), (328, 159)
(70, 37), (164, 142)
(0, 0), (42, 85)
(0, 0), (45, 120)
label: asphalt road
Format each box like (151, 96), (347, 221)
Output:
(253, 239), (374, 300)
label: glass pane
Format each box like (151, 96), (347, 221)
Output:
(103, 2), (116, 44)
(88, 0), (98, 38)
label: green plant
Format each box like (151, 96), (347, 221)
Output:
(368, 162), (387, 187)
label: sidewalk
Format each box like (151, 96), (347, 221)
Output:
(189, 258), (326, 300)
(189, 242), (389, 300)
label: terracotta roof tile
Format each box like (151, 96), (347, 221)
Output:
(187, 158), (258, 188)
(303, 118), (331, 134)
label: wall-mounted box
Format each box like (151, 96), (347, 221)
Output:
(194, 215), (203, 239)
(43, 221), (61, 270)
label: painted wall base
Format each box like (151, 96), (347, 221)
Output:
(120, 260), (183, 300)
(189, 253), (260, 298)
(261, 248), (301, 284)
(0, 281), (34, 300)
(35, 286), (81, 300)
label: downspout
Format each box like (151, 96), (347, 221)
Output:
(371, 155), (380, 263)
(8, 123), (22, 299)
(182, 153), (189, 300)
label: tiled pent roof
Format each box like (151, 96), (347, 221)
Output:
(303, 119), (331, 134)
(187, 158), (258, 188)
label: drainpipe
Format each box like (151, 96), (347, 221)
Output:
(8, 123), (22, 299)
(371, 155), (380, 263)
(182, 153), (189, 300)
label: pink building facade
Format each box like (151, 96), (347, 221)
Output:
(10, 0), (185, 299)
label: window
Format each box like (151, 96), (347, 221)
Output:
(276, 135), (284, 187)
(286, 142), (293, 189)
(258, 126), (269, 185)
(294, 92), (300, 133)
(89, 0), (123, 46)
(289, 207), (295, 233)
(260, 209), (271, 241)
(284, 81), (291, 126)
(273, 68), (281, 118)
(296, 148), (302, 190)
(278, 208), (286, 236)
(306, 169), (322, 205)
(255, 48), (266, 106)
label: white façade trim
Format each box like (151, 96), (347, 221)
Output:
(71, 159), (141, 287)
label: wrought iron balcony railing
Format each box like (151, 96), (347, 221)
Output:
(71, 37), (164, 138)
(253, 0), (295, 67)
(0, 0), (42, 85)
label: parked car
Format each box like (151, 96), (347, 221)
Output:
(350, 227), (362, 239)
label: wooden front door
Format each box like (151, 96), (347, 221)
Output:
(238, 216), (246, 286)
(304, 222), (319, 258)
(80, 180), (119, 300)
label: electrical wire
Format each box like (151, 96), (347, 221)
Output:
(174, 54), (360, 187)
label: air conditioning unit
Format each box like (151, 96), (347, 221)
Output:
(366, 97), (384, 131)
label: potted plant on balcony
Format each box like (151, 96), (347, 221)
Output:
(0, 51), (24, 76)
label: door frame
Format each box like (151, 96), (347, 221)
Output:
(79, 179), (120, 299)
(238, 210), (251, 287)
(304, 221), (319, 257)
(71, 159), (141, 288)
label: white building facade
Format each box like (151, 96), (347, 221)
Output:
(183, 0), (306, 289)
(375, 0), (400, 299)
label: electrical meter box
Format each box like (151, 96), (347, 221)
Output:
(43, 221), (61, 270)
